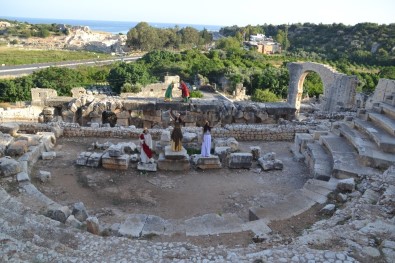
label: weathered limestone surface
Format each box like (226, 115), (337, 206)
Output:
(287, 62), (358, 112)
(228, 152), (253, 169)
(191, 154), (222, 169)
(101, 152), (130, 170)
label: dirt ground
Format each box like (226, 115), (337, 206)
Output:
(20, 136), (324, 248)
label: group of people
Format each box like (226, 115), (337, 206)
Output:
(139, 112), (212, 163)
(164, 80), (190, 102)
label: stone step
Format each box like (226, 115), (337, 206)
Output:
(353, 118), (395, 153)
(304, 142), (332, 181)
(185, 213), (244, 236)
(249, 189), (317, 222)
(338, 122), (395, 169)
(381, 102), (395, 119)
(368, 112), (395, 136)
(319, 135), (377, 179)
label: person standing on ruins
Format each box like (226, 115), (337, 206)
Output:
(179, 80), (190, 102)
(201, 121), (212, 157)
(169, 109), (184, 151)
(164, 82), (174, 101)
(139, 127), (154, 163)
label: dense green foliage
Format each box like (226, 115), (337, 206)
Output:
(0, 21), (393, 104)
(251, 89), (280, 102)
(126, 22), (213, 51)
(189, 90), (203, 98)
(220, 23), (395, 66)
(303, 72), (323, 98)
(0, 66), (111, 102)
(107, 62), (157, 94)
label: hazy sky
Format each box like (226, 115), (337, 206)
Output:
(1, 0), (394, 26)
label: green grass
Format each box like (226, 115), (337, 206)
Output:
(0, 47), (111, 65)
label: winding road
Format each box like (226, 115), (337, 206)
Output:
(0, 56), (142, 77)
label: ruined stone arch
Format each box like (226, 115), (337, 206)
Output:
(287, 62), (358, 113)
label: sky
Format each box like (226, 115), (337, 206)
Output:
(0, 0), (394, 27)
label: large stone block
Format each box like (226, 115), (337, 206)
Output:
(137, 162), (157, 172)
(0, 123), (19, 136)
(86, 152), (104, 168)
(228, 153), (253, 169)
(191, 154), (221, 169)
(108, 144), (123, 157)
(157, 153), (190, 171)
(6, 140), (28, 157)
(164, 145), (188, 160)
(0, 156), (21, 177)
(116, 118), (129, 127)
(76, 152), (92, 166)
(214, 146), (231, 163)
(102, 152), (129, 170)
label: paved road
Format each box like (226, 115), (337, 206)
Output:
(0, 56), (142, 77)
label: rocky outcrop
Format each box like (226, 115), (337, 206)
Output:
(10, 27), (126, 53)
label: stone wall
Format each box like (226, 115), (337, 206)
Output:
(0, 106), (43, 123)
(17, 122), (309, 142)
(365, 78), (395, 109)
(31, 87), (296, 128)
(31, 88), (58, 106)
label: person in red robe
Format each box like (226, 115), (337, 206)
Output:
(139, 128), (153, 163)
(179, 81), (190, 102)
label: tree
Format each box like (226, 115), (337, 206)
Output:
(275, 29), (290, 51)
(126, 22), (160, 51)
(379, 66), (395, 79)
(200, 28), (213, 46)
(303, 72), (323, 98)
(107, 62), (154, 94)
(179, 27), (200, 47)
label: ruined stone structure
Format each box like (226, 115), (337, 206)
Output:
(31, 88), (58, 106)
(287, 62), (358, 113)
(29, 87), (297, 128)
(365, 78), (395, 109)
(1, 64), (395, 262)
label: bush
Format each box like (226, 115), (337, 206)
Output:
(189, 90), (203, 98)
(251, 89), (280, 102)
(121, 82), (142, 93)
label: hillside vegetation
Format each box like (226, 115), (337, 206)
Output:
(220, 23), (395, 67)
(0, 20), (394, 103)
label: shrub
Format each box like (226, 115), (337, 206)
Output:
(189, 90), (203, 98)
(251, 89), (280, 102)
(121, 82), (142, 93)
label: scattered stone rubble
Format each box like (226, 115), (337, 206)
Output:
(0, 117), (394, 262)
(1, 78), (395, 261)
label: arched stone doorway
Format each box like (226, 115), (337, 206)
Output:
(287, 62), (358, 113)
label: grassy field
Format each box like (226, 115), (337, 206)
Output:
(0, 47), (112, 66)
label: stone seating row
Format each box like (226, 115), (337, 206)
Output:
(293, 101), (395, 182)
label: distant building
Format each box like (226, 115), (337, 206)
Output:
(244, 34), (281, 54)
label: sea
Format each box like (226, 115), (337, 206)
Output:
(1, 16), (223, 35)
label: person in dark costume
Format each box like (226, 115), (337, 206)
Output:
(169, 109), (184, 151)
